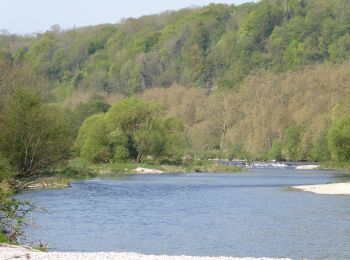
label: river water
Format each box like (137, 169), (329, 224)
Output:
(17, 169), (350, 259)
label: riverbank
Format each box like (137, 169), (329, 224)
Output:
(16, 160), (243, 191)
(90, 161), (244, 175)
(0, 244), (290, 260)
(319, 161), (350, 172)
(292, 182), (350, 195)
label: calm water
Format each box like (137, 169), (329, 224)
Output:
(17, 169), (350, 259)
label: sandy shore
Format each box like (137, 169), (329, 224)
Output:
(292, 182), (350, 195)
(0, 244), (290, 260)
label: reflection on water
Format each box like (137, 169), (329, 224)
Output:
(17, 169), (350, 259)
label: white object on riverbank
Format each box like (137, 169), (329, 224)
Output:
(292, 183), (350, 195)
(0, 244), (291, 260)
(295, 165), (319, 170)
(135, 167), (163, 174)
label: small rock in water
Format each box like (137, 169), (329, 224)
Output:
(295, 165), (318, 170)
(135, 167), (163, 174)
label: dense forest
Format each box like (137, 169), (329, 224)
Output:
(1, 0), (350, 240)
(1, 0), (350, 94)
(0, 0), (349, 165)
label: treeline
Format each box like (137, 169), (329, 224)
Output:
(1, 0), (350, 97)
(1, 59), (349, 180)
(0, 60), (185, 179)
(0, 0), (349, 175)
(0, 0), (349, 173)
(140, 61), (350, 162)
(0, 61), (108, 178)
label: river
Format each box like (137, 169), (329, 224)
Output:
(17, 169), (350, 259)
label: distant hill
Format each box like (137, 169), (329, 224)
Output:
(1, 0), (350, 162)
(1, 0), (350, 98)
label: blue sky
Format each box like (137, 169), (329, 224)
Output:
(0, 0), (253, 34)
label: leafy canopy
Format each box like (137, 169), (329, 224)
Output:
(74, 98), (185, 163)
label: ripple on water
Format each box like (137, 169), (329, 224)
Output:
(17, 169), (350, 259)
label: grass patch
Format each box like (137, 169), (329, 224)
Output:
(0, 230), (11, 243)
(320, 161), (350, 172)
(20, 159), (245, 189)
(89, 160), (244, 174)
(91, 162), (163, 175)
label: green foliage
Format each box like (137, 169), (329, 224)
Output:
(74, 98), (185, 163)
(70, 95), (110, 133)
(0, 190), (35, 242)
(328, 117), (350, 161)
(143, 31), (160, 52)
(329, 33), (350, 63)
(73, 113), (110, 163)
(308, 133), (331, 162)
(268, 139), (283, 161)
(282, 125), (303, 161)
(0, 154), (14, 182)
(1, 0), (350, 166)
(2, 0), (350, 95)
(0, 88), (74, 176)
(0, 230), (10, 243)
(113, 146), (130, 162)
(0, 156), (35, 242)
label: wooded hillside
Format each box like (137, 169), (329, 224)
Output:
(1, 0), (350, 96)
(0, 0), (350, 162)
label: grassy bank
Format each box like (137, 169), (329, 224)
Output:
(20, 158), (350, 191)
(0, 231), (11, 243)
(17, 159), (243, 191)
(82, 160), (244, 175)
(319, 161), (350, 173)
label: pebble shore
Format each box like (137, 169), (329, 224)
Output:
(0, 244), (290, 260)
(292, 182), (350, 195)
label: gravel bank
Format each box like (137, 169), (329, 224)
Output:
(0, 244), (290, 260)
(292, 183), (350, 195)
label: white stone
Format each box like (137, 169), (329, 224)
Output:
(292, 183), (350, 195)
(135, 167), (163, 174)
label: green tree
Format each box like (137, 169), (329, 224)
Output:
(308, 133), (330, 162)
(0, 154), (14, 182)
(282, 125), (303, 161)
(0, 89), (73, 176)
(73, 113), (111, 163)
(0, 154), (35, 243)
(328, 117), (350, 161)
(71, 95), (110, 133)
(268, 139), (283, 161)
(74, 98), (185, 163)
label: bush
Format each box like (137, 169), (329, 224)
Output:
(0, 154), (14, 182)
(114, 146), (130, 162)
(282, 125), (303, 161)
(74, 98), (185, 163)
(328, 117), (350, 161)
(268, 139), (283, 161)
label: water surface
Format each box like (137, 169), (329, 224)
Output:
(18, 169), (350, 259)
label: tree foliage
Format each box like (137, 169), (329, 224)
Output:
(1, 0), (350, 96)
(0, 0), (349, 172)
(141, 61), (350, 162)
(328, 117), (350, 161)
(0, 62), (74, 176)
(74, 98), (185, 163)
(0, 89), (74, 176)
